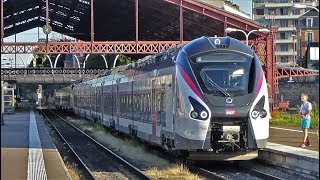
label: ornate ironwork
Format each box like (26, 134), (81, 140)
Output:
(1, 41), (183, 54)
(1, 68), (106, 75)
(276, 67), (319, 79)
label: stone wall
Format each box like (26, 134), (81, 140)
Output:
(278, 82), (319, 108)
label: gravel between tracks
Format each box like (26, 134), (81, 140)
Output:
(64, 115), (171, 170)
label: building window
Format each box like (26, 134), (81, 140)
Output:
(280, 32), (290, 39)
(293, 20), (299, 27)
(256, 9), (264, 15)
(306, 18), (313, 27)
(268, 0), (276, 3)
(293, 0), (301, 2)
(280, 20), (288, 27)
(280, 8), (288, 15)
(280, 56), (289, 63)
(280, 44), (289, 51)
(255, 0), (265, 3)
(279, 0), (289, 2)
(304, 0), (311, 2)
(268, 9), (276, 15)
(292, 9), (300, 15)
(307, 32), (313, 43)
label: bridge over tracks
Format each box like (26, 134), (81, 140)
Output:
(1, 68), (104, 83)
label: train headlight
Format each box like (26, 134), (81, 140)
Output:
(251, 110), (260, 119)
(188, 96), (209, 120)
(260, 109), (267, 118)
(200, 111), (208, 119)
(190, 111), (199, 119)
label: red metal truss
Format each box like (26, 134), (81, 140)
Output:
(1, 41), (183, 54)
(276, 67), (319, 79)
(164, 0), (264, 31)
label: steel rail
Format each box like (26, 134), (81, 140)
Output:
(191, 167), (228, 180)
(38, 109), (96, 180)
(242, 168), (286, 180)
(44, 109), (151, 180)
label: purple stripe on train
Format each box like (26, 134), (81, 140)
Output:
(178, 65), (203, 100)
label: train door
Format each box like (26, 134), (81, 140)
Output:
(101, 81), (104, 123)
(70, 86), (74, 110)
(130, 76), (134, 133)
(151, 79), (157, 142)
(116, 78), (120, 130)
(94, 82), (97, 118)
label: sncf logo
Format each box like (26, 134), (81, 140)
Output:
(226, 109), (236, 115)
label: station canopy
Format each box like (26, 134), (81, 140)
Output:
(3, 0), (264, 41)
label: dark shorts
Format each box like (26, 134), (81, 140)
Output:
(300, 118), (311, 129)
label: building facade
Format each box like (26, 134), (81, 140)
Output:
(297, 9), (319, 69)
(252, 0), (319, 66)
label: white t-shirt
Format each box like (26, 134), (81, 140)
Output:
(300, 101), (312, 119)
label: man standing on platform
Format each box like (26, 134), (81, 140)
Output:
(299, 93), (312, 147)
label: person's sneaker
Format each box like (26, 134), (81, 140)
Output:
(300, 143), (306, 148)
(306, 141), (311, 147)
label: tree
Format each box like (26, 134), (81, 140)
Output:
(117, 55), (132, 66)
(85, 54), (108, 69)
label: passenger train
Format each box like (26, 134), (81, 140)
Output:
(54, 37), (270, 160)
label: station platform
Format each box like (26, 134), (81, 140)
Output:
(260, 126), (319, 179)
(1, 108), (70, 180)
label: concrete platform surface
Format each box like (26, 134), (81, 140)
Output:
(1, 108), (70, 180)
(269, 126), (319, 151)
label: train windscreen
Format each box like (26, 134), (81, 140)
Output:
(190, 52), (253, 96)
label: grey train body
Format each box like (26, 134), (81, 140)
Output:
(55, 37), (270, 161)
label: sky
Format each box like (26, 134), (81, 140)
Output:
(1, 0), (253, 68)
(232, 0), (252, 16)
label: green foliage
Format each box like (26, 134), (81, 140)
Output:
(117, 54), (132, 66)
(270, 102), (319, 130)
(86, 54), (108, 69)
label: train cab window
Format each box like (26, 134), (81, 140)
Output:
(190, 52), (252, 96)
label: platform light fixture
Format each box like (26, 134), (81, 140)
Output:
(225, 28), (270, 45)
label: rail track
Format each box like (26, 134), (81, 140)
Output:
(192, 160), (287, 180)
(38, 109), (151, 180)
(42, 108), (298, 180)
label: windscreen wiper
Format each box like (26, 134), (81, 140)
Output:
(204, 72), (231, 97)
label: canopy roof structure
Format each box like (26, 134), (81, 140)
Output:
(3, 0), (265, 41)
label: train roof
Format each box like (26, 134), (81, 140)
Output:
(182, 36), (254, 58)
(72, 36), (255, 86)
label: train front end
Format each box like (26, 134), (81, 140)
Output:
(174, 36), (270, 160)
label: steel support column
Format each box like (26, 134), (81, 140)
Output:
(135, 0), (139, 43)
(1, 0), (3, 43)
(224, 17), (227, 37)
(265, 33), (275, 110)
(91, 0), (94, 42)
(179, 0), (183, 43)
(46, 0), (49, 52)
(15, 34), (16, 68)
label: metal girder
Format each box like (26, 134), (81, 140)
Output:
(1, 68), (106, 75)
(163, 0), (264, 31)
(276, 67), (319, 79)
(0, 41), (183, 54)
(1, 68), (104, 83)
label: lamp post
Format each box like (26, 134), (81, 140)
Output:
(292, 33), (296, 66)
(292, 4), (319, 13)
(225, 28), (270, 45)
